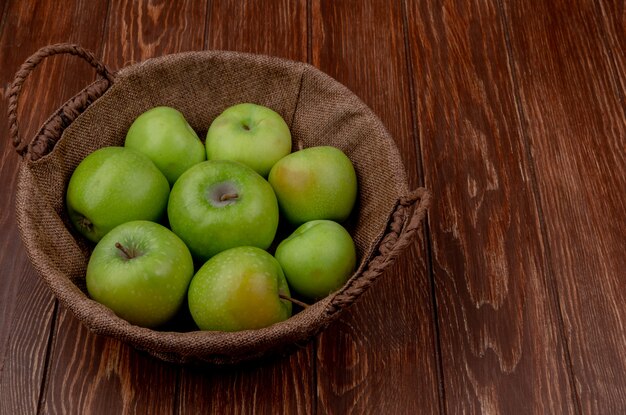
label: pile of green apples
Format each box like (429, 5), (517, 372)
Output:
(66, 103), (358, 332)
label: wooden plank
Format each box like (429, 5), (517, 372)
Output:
(596, 0), (626, 100)
(205, 0), (307, 61)
(405, 0), (579, 412)
(39, 1), (207, 414)
(501, 0), (626, 412)
(310, 1), (442, 413)
(43, 311), (181, 414)
(179, 350), (314, 415)
(102, 0), (208, 65)
(176, 2), (314, 415)
(0, 1), (110, 413)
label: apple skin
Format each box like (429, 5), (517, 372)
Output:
(125, 106), (206, 186)
(167, 160), (279, 262)
(268, 146), (357, 225)
(275, 220), (356, 300)
(206, 103), (291, 177)
(188, 246), (292, 331)
(66, 146), (170, 243)
(86, 220), (195, 328)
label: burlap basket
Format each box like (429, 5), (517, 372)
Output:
(8, 44), (431, 365)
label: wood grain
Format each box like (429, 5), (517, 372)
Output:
(43, 311), (179, 414)
(0, 0), (16, 359)
(39, 1), (207, 414)
(179, 350), (314, 415)
(103, 0), (207, 65)
(596, 0), (626, 102)
(205, 0), (307, 62)
(177, 2), (315, 414)
(311, 1), (441, 413)
(0, 0), (110, 413)
(405, 0), (579, 413)
(501, 0), (626, 411)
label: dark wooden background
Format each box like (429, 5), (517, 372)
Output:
(1, 0), (624, 413)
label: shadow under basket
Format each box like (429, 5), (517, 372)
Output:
(9, 44), (431, 365)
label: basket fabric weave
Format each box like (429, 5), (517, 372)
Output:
(13, 47), (429, 364)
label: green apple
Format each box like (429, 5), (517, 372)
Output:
(188, 246), (292, 331)
(268, 146), (358, 225)
(125, 106), (206, 185)
(205, 103), (292, 177)
(275, 220), (357, 300)
(66, 146), (170, 243)
(167, 160), (279, 261)
(86, 220), (194, 328)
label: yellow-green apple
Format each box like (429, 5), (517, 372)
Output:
(66, 146), (170, 243)
(268, 146), (357, 225)
(125, 106), (206, 185)
(167, 160), (279, 261)
(188, 246), (292, 331)
(205, 103), (291, 177)
(86, 220), (194, 328)
(275, 220), (356, 300)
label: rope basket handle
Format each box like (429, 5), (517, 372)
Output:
(8, 43), (114, 157)
(327, 187), (432, 314)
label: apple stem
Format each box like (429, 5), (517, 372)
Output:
(115, 242), (134, 260)
(220, 192), (239, 202)
(279, 293), (310, 308)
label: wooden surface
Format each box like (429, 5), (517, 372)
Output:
(0, 0), (624, 413)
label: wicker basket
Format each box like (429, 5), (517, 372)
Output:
(8, 44), (431, 364)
